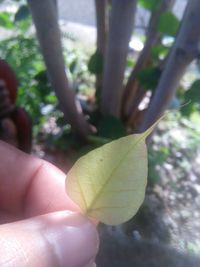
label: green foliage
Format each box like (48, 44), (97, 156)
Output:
(149, 112), (200, 187)
(88, 112), (127, 145)
(151, 44), (169, 61)
(181, 103), (196, 117)
(14, 5), (30, 22)
(0, 33), (47, 125)
(0, 4), (58, 134)
(0, 12), (14, 29)
(69, 58), (78, 74)
(137, 67), (161, 91)
(88, 51), (104, 74)
(138, 0), (161, 11)
(158, 11), (180, 37)
(148, 144), (169, 186)
(0, 0), (198, 166)
(97, 115), (127, 140)
(0, 3), (95, 140)
(0, 1), (96, 147)
(62, 43), (95, 96)
(187, 241), (200, 254)
(185, 80), (200, 102)
(181, 80), (200, 117)
(127, 57), (135, 68)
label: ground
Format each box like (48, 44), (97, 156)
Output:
(95, 149), (200, 266)
(32, 118), (200, 267)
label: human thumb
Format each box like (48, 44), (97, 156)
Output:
(0, 211), (99, 267)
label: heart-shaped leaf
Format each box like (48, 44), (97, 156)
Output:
(14, 5), (30, 22)
(66, 123), (158, 225)
(88, 51), (104, 74)
(158, 11), (180, 37)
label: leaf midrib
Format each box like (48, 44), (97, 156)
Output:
(86, 129), (150, 214)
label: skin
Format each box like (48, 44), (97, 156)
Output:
(0, 141), (99, 267)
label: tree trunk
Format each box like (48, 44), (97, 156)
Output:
(53, 0), (58, 17)
(122, 0), (175, 120)
(27, 0), (91, 137)
(138, 0), (200, 132)
(101, 0), (137, 117)
(95, 0), (108, 92)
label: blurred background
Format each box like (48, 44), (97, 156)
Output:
(0, 0), (200, 266)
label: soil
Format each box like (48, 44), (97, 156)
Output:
(95, 150), (200, 266)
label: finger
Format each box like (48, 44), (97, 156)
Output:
(0, 211), (99, 267)
(0, 141), (79, 218)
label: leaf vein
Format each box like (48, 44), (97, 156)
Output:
(86, 118), (161, 212)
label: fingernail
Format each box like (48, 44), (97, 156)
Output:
(44, 212), (99, 267)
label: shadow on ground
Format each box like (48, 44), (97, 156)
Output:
(96, 192), (200, 267)
(96, 225), (200, 267)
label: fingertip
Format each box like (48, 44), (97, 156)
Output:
(0, 211), (99, 267)
(43, 211), (99, 267)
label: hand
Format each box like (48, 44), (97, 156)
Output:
(0, 141), (99, 267)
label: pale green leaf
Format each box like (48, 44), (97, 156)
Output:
(66, 124), (158, 225)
